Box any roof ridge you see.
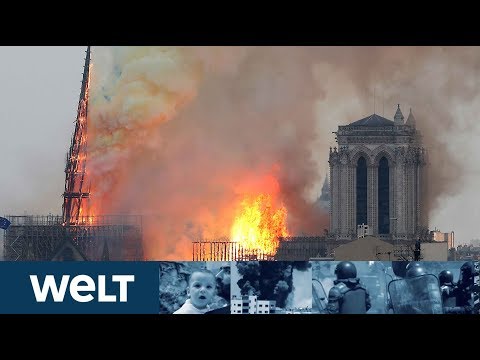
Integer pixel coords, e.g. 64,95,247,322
348,113,394,126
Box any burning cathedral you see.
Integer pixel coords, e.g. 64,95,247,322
195,105,430,261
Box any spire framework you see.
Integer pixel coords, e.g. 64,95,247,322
62,46,91,226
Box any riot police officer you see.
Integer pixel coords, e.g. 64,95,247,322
405,261,423,273
438,270,457,312
451,261,475,314
439,270,455,287
405,263,427,278
405,264,435,304
325,261,371,314
390,263,443,314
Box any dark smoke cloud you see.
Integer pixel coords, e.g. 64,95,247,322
164,47,329,237
90,46,476,259
311,46,472,212
236,261,310,308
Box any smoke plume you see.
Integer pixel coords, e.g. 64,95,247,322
236,261,311,309
88,46,477,260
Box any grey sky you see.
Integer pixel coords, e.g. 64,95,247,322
0,46,478,246
0,46,85,215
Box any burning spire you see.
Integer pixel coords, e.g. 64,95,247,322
62,46,91,226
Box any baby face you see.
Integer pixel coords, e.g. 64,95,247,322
188,272,216,309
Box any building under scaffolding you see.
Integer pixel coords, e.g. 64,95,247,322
192,236,340,261
3,215,143,261
1,46,144,261
192,239,275,261
192,236,433,261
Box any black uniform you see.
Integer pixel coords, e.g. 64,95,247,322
449,262,475,314
325,262,371,314
439,270,457,311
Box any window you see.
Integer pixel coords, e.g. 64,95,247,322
378,157,390,234
356,157,367,226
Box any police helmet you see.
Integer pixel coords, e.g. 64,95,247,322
392,261,409,278
406,265,427,278
460,261,474,278
439,270,454,285
405,261,423,272
334,261,357,279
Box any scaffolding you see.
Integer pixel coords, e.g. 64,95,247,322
192,240,275,261
3,215,64,261
1,48,146,262
191,235,431,261
192,236,350,261
63,46,91,226
3,215,143,261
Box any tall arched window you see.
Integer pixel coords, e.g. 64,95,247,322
378,157,390,234
356,157,367,226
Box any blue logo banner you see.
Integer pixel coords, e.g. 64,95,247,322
0,262,159,314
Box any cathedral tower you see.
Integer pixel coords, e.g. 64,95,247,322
329,105,428,242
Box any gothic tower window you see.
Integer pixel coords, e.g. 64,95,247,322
356,156,367,226
378,156,390,234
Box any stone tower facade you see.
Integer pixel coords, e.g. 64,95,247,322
329,105,428,242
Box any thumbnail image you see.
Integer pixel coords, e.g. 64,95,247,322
312,260,476,314
231,261,312,314
159,261,231,314
386,261,475,314
312,261,388,314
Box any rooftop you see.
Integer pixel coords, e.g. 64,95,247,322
348,113,395,127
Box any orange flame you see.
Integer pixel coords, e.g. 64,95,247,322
78,205,96,225
230,193,289,256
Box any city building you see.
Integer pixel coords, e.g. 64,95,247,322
333,235,394,261
420,242,448,260
451,244,480,260
430,228,455,249
230,295,276,314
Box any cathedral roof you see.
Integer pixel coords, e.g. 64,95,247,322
348,113,395,126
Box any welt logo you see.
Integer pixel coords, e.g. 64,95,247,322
0,262,160,314
30,274,135,303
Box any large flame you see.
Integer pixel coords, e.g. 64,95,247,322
230,193,289,256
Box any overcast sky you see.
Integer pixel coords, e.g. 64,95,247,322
0,46,478,246
0,46,85,216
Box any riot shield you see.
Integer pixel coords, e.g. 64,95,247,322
312,278,328,312
388,274,443,314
